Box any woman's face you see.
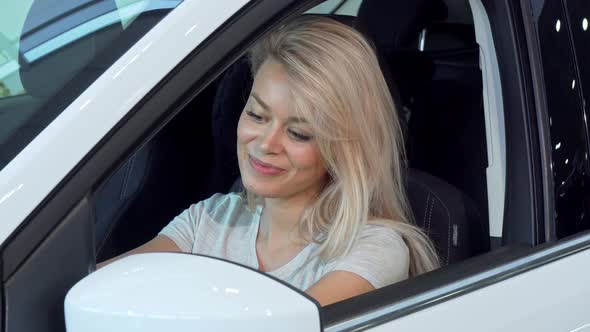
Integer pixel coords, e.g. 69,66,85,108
237,60,328,201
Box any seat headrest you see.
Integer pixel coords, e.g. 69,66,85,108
302,13,357,27
356,0,448,52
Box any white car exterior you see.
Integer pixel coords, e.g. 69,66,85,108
1,0,589,331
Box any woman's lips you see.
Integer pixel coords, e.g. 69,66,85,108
249,155,286,176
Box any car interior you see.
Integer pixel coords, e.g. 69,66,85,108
95,0,492,276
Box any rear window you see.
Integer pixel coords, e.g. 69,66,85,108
0,0,183,171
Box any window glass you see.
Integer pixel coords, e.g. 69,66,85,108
0,0,183,171
565,1,590,125
306,0,362,16
562,0,590,236
534,0,590,238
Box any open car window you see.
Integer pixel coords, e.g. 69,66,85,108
95,0,493,289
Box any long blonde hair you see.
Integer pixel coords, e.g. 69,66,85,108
248,16,439,276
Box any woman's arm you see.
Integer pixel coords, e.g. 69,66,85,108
305,271,375,306
96,235,181,269
306,225,410,306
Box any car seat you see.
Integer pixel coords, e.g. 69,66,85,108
357,0,490,249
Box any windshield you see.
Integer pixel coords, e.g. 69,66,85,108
0,0,183,171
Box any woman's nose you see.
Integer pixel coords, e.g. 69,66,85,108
259,125,283,154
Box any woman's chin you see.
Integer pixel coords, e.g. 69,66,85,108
245,187,278,198
242,178,288,198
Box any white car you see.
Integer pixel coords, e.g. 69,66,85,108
0,0,589,331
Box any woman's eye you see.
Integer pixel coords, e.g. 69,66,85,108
288,130,312,142
246,110,263,122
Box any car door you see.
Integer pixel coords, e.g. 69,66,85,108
2,0,590,331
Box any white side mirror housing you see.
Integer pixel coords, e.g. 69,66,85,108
65,253,321,332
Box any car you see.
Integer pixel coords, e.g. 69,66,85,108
0,0,589,331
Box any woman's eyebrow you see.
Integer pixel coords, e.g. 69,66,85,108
287,116,308,124
251,93,270,111
251,92,308,124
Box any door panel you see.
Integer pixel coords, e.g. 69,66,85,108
367,246,590,331
4,197,94,332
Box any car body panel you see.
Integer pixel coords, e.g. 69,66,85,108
371,247,590,331
0,0,251,245
329,240,590,331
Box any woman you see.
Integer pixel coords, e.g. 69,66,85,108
98,16,439,306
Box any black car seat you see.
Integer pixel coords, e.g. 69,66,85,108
406,18,490,234
358,3,491,260
356,0,448,53
210,12,489,264
356,0,490,243
406,169,488,265
356,0,447,112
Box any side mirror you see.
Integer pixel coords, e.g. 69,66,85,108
65,253,321,332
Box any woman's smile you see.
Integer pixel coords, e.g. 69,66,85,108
248,155,287,176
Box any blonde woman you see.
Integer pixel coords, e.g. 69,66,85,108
98,16,439,306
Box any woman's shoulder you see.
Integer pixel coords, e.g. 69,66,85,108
323,222,410,288
358,223,407,246
355,222,410,263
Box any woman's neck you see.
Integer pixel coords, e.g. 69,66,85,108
258,194,311,248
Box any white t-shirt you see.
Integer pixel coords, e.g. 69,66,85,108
159,193,409,291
